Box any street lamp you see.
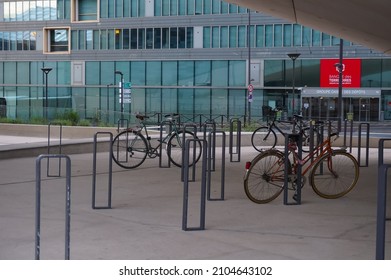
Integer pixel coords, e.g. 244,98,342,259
41,67,52,120
114,70,124,125
287,53,300,116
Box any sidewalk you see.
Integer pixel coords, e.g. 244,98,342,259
0,132,390,260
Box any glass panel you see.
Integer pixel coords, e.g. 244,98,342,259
211,89,227,115
130,29,137,49
131,61,146,86
162,28,169,48
194,88,210,115
274,24,282,47
195,61,211,86
100,0,108,18
283,24,292,46
86,30,93,50
264,60,284,87
212,61,228,86
162,88,177,113
312,30,321,46
229,61,245,86
382,59,391,87
155,0,162,16
162,61,177,86
108,29,115,49
265,25,273,47
162,0,169,16
186,27,193,48
138,29,145,49
170,27,177,48
17,62,29,84
171,0,178,15
124,0,130,17
86,62,100,85
301,59,319,87
16,1,23,21
229,26,237,48
78,30,85,50
123,29,130,49
204,0,211,14
322,33,331,46
115,0,123,17
79,0,98,21
221,1,228,13
229,89,245,117
203,27,211,48
361,59,381,87
212,27,219,48
146,61,161,86
57,61,71,85
187,0,194,15
154,28,161,48
256,25,264,47
178,88,193,115
195,0,202,14
220,26,228,48
293,24,301,46
238,26,246,47
146,88,161,112
229,4,238,13
93,30,99,49
302,27,311,46
178,27,186,48
100,29,107,49
146,28,153,49
212,0,219,14
178,61,194,86
178,0,186,15
86,88,100,118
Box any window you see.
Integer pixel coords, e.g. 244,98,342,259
72,0,99,22
43,27,70,53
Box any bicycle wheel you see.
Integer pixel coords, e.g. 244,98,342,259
166,130,202,167
310,150,359,199
251,127,277,152
112,130,148,169
244,150,291,204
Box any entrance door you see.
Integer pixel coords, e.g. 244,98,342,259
359,98,370,121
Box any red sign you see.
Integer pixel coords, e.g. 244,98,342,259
320,59,361,88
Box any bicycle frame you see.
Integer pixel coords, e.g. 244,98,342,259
289,135,335,177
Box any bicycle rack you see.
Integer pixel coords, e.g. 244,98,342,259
207,130,226,201
35,154,71,260
376,138,391,260
92,132,113,209
343,119,354,153
182,138,208,231
159,120,172,168
283,133,302,205
47,123,63,177
181,123,198,182
117,118,129,131
203,120,217,172
357,122,370,167
229,118,241,162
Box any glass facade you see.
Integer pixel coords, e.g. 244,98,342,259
0,0,390,124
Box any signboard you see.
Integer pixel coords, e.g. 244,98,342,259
119,82,132,104
320,59,361,88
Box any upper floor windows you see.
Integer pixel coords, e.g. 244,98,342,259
3,0,67,21
43,27,70,53
72,0,99,22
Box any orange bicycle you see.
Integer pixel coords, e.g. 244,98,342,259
243,132,359,203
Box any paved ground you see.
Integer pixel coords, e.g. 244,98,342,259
0,134,391,260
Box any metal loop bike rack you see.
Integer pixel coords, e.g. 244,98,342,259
47,123,63,177
343,119,354,153
35,154,71,260
117,118,129,131
357,122,370,167
229,118,241,162
92,132,113,209
182,138,208,231
376,138,391,260
207,130,226,201
284,133,302,205
159,120,173,168
203,120,217,172
181,123,198,182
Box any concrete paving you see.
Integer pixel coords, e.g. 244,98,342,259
0,133,391,260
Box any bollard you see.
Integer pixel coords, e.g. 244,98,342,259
181,123,198,182
92,132,113,209
182,139,207,231
207,130,226,201
159,120,172,168
357,122,370,167
229,118,241,162
35,154,71,260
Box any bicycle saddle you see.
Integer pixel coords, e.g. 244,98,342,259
136,114,149,121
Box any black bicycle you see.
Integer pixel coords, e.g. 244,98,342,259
251,111,317,153
112,113,202,169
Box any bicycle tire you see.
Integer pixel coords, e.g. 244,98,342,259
310,150,359,199
251,126,277,152
166,130,202,167
112,130,148,169
244,150,291,204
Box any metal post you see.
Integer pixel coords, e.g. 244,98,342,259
35,154,71,260
357,122,370,167
337,39,344,132
182,139,207,231
283,134,302,205
229,118,241,162
92,132,113,209
159,120,172,168
47,123,62,177
207,130,226,201
41,67,52,121
287,53,300,116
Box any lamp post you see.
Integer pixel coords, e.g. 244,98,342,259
287,53,300,116
41,67,52,120
115,70,124,125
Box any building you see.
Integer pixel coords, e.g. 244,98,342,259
0,0,390,125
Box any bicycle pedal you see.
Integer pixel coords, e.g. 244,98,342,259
292,194,298,202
